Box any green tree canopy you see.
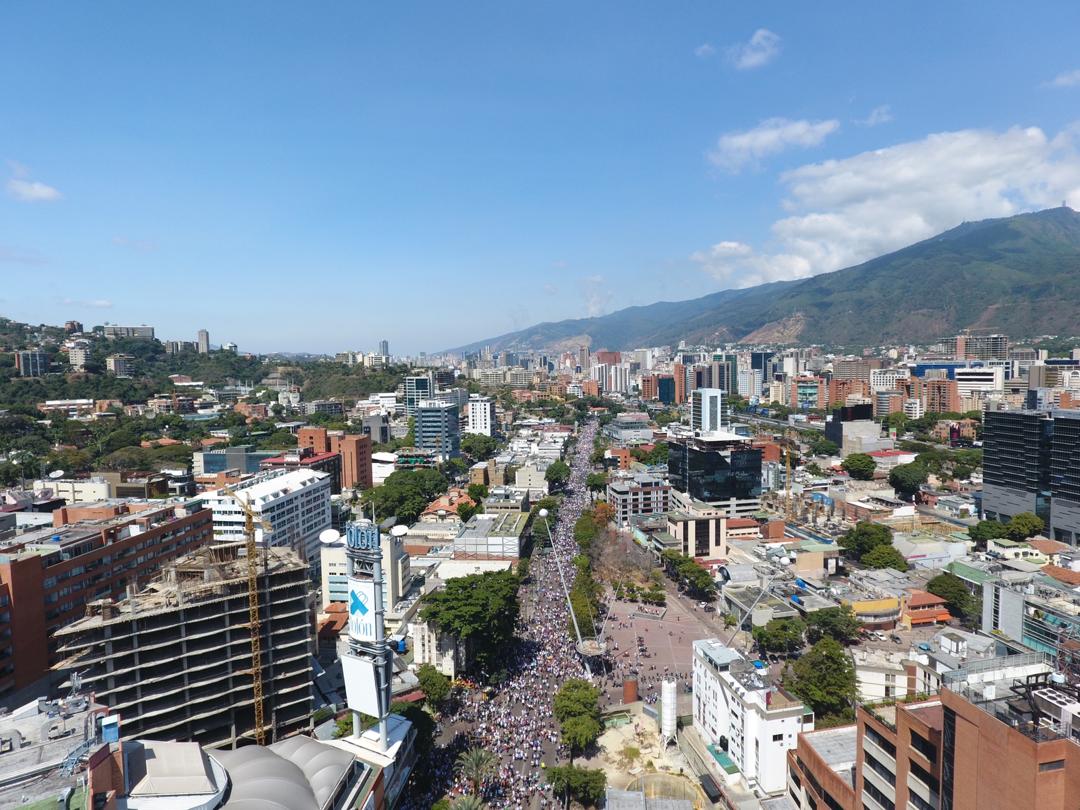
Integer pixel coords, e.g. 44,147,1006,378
786,636,857,724
455,748,498,796
806,606,862,645
839,521,894,558
841,453,877,480
1007,512,1045,542
808,436,839,457
889,462,928,499
545,459,571,487
560,714,602,761
416,663,451,709
968,519,1008,547
547,765,607,808
362,467,448,524
554,678,600,724
861,544,909,571
659,550,717,600
585,471,607,492
419,570,519,681
753,617,806,654
460,433,499,461
467,483,489,502
926,572,975,619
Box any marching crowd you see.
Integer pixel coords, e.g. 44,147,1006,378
404,420,601,809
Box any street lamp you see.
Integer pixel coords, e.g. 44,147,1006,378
539,508,592,678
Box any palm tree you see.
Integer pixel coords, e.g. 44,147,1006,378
451,797,489,810
455,747,498,796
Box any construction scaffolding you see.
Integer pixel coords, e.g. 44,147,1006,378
53,543,313,749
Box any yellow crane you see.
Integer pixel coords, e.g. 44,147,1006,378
222,486,271,747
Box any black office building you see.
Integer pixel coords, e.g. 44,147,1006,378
982,409,1051,525
667,433,762,517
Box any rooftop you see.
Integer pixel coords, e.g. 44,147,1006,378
802,725,858,787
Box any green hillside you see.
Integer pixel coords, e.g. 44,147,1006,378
454,206,1080,351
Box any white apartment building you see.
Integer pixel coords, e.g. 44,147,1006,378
68,342,91,371
870,368,911,393
691,388,725,434
692,639,814,796
903,398,925,419
465,395,496,436
203,468,332,575
33,477,111,502
954,366,1004,398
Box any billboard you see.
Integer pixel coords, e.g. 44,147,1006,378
341,653,384,718
348,577,377,642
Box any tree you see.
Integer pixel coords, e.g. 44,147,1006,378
839,521,894,558
560,714,602,761
467,483,489,502
786,636,857,723
547,765,606,807
554,679,600,724
1007,512,1045,542
456,502,479,522
417,663,451,709
861,544,908,571
968,519,1008,549
752,617,806,655
586,472,607,493
450,797,488,810
460,433,499,461
889,462,928,500
841,453,877,480
420,570,519,680
806,606,861,645
808,436,839,457
545,459,571,487
455,748,498,796
927,572,974,619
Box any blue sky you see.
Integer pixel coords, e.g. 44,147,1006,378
3,2,1080,354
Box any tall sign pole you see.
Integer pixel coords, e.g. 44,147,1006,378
341,519,393,750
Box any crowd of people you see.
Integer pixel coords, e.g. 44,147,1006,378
403,420,602,809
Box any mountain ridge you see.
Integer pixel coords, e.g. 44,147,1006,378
449,206,1080,352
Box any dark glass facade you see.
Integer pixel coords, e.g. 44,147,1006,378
657,377,676,405
667,437,762,503
982,410,1051,524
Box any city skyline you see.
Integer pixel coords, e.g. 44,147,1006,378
3,2,1080,353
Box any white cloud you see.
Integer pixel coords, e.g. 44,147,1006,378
708,117,840,172
1049,69,1080,88
694,43,715,59
727,29,781,70
693,125,1080,286
855,105,893,127
7,177,62,202
60,297,113,309
579,275,612,317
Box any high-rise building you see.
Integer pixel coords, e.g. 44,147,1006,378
673,362,687,405
465,394,496,436
202,469,333,573
0,501,212,696
924,378,961,413
379,339,389,357
297,427,373,491
197,328,210,354
691,388,725,434
105,353,135,377
67,342,91,371
711,354,738,393
949,331,1010,362
790,376,828,410
14,350,47,377
403,373,433,417
416,400,460,460
981,409,1052,527
640,374,658,400
667,432,762,516
54,544,313,747
657,375,676,405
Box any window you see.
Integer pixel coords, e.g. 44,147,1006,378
864,724,896,758
941,707,956,810
909,758,938,793
910,730,936,762
1039,759,1065,772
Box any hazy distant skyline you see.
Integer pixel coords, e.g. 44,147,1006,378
3,2,1080,353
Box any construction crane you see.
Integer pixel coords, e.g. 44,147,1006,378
222,486,271,746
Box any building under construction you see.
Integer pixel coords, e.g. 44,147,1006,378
53,543,313,748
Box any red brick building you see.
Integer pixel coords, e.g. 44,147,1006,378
0,503,213,696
